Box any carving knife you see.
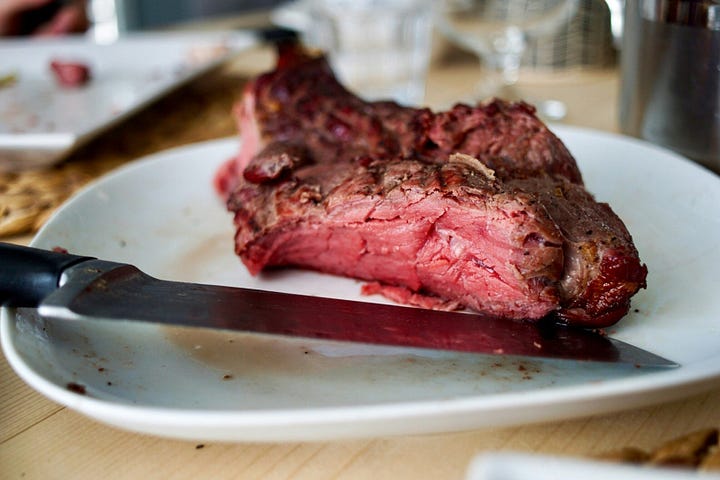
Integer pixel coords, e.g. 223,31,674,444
0,243,677,367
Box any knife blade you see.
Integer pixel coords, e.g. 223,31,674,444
0,242,677,367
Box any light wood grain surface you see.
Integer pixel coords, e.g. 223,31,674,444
2,40,720,480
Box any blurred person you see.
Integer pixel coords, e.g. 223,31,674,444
0,0,88,36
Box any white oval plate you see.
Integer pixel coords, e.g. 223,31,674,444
0,31,257,170
3,126,720,442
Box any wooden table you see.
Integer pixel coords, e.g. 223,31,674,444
2,42,720,479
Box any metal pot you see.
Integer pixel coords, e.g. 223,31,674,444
617,0,720,173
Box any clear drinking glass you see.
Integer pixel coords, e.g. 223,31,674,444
86,0,125,43
437,0,579,103
304,0,435,106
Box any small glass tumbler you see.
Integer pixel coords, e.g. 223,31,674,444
304,0,434,106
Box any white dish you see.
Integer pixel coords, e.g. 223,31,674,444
3,126,720,442
0,31,257,170
466,453,708,480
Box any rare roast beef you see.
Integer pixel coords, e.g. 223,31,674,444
214,43,647,328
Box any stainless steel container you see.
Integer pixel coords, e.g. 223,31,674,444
619,0,720,173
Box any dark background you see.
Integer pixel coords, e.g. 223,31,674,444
118,0,286,30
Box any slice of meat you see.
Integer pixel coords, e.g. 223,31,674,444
228,156,565,320
215,44,647,327
50,59,91,88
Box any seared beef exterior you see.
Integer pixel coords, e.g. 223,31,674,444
215,44,647,327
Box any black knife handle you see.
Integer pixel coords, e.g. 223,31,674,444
0,242,93,308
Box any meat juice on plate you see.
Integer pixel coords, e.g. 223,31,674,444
161,323,649,406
